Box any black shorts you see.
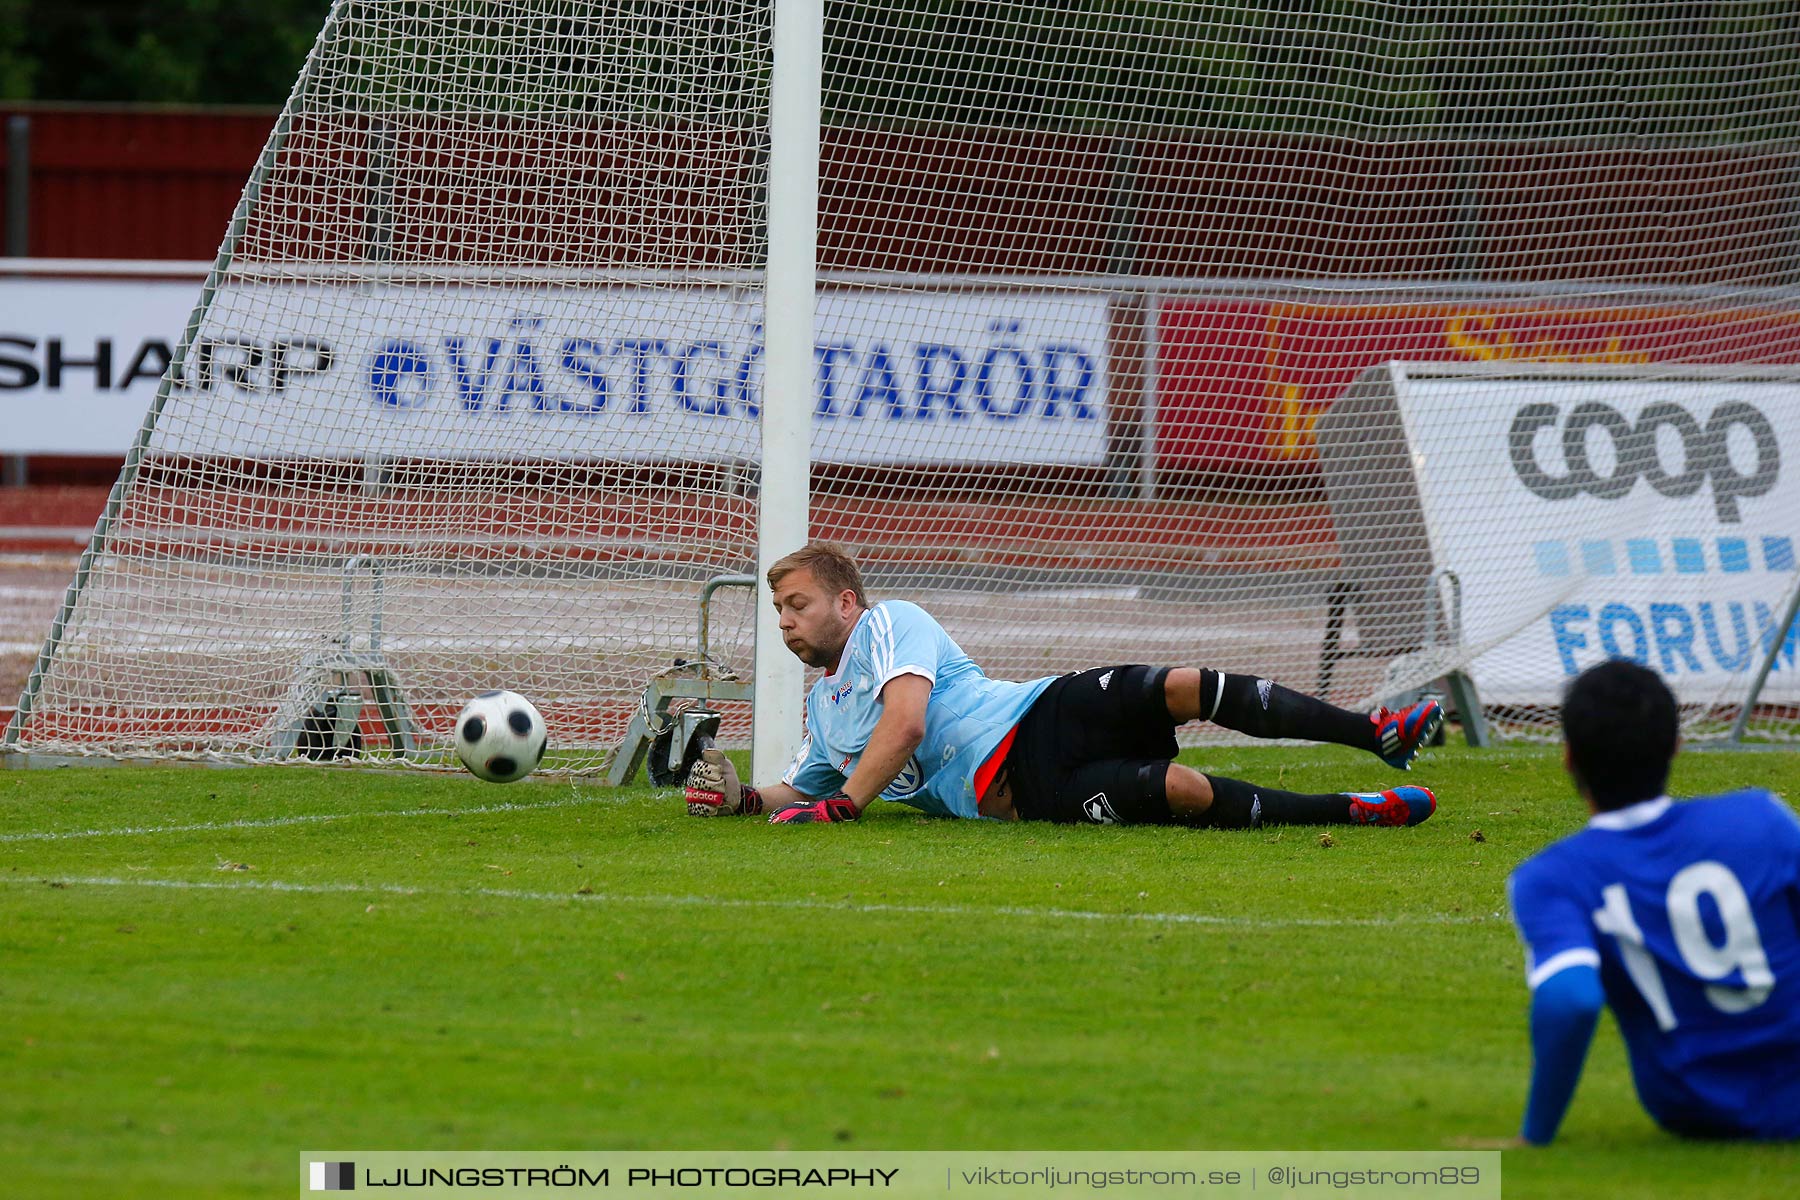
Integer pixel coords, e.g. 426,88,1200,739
1004,665,1178,824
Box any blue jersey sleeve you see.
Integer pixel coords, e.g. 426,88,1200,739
1509,854,1602,990
1521,965,1605,1144
1510,850,1608,1145
866,601,946,691
780,720,844,798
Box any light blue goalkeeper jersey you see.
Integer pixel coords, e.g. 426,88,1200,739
780,600,1055,818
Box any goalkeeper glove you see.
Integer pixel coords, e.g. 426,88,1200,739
684,748,762,817
768,792,860,823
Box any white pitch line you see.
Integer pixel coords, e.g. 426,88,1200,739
0,794,611,844
0,873,1505,930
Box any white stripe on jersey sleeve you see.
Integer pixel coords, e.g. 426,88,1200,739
876,663,936,692
870,604,895,683
780,729,813,786
870,603,935,691
1527,947,1602,990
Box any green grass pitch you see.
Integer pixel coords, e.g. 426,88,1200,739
2,744,1797,1198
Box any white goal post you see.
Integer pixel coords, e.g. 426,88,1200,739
6,1,1800,772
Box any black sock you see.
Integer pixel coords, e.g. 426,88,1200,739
1201,774,1353,828
1199,669,1378,753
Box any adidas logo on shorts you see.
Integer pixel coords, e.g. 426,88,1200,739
1098,670,1113,690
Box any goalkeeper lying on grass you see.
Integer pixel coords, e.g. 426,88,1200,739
686,540,1442,828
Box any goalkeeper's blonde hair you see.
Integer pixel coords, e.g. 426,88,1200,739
767,541,867,608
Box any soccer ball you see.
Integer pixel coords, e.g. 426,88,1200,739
453,690,547,783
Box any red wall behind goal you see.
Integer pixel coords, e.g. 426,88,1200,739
0,105,273,260
6,106,1800,490
4,107,1791,278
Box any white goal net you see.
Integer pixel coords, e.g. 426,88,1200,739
8,1,1800,770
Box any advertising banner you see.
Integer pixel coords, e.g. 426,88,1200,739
1382,365,1800,705
0,277,199,453
0,275,1110,466
1156,299,1800,473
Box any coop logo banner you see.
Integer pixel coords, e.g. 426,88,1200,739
143,286,1110,466
1508,398,1779,522
1394,374,1800,704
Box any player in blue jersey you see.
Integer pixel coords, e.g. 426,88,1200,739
685,541,1441,829
1506,659,1800,1145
